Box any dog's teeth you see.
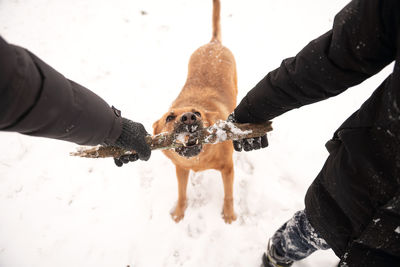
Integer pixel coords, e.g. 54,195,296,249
196,139,199,145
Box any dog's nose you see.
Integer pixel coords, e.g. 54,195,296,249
181,112,197,125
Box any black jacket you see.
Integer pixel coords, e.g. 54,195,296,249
0,36,122,145
234,0,400,266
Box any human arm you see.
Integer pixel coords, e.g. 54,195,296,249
234,0,397,124
0,36,150,160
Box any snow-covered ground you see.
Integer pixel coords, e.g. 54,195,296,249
0,0,393,266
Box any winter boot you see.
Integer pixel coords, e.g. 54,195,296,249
261,239,294,267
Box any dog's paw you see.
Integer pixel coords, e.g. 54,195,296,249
171,201,187,223
171,210,185,223
222,199,237,224
222,210,237,224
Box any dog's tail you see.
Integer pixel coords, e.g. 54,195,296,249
211,0,221,43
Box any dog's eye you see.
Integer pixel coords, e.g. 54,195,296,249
194,112,201,117
166,115,176,123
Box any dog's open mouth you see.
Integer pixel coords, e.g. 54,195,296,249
174,121,204,158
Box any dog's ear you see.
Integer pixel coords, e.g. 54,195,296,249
152,119,162,135
203,111,221,127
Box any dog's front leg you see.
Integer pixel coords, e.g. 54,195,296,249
221,162,237,224
171,166,189,222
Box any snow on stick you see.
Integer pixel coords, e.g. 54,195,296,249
70,120,272,158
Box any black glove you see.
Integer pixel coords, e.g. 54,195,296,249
227,113,269,152
110,118,152,167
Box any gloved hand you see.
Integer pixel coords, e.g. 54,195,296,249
110,118,152,167
227,112,269,152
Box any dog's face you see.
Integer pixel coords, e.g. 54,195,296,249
153,107,219,158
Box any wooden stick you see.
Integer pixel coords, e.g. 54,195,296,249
70,120,272,158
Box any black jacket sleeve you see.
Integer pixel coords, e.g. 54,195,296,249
0,36,122,145
234,0,397,123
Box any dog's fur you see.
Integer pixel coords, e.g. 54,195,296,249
153,0,238,223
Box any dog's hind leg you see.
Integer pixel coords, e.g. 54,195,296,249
171,166,190,222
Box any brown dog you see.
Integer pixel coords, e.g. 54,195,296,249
153,0,238,223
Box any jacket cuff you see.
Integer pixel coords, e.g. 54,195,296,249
234,72,291,123
234,95,269,123
105,106,123,144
